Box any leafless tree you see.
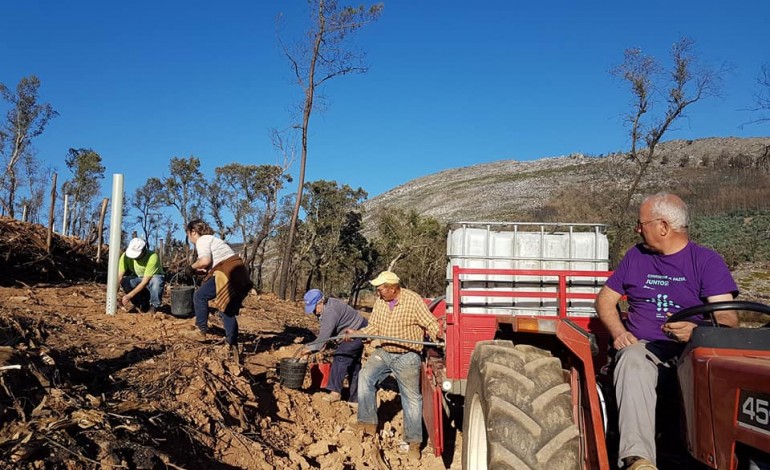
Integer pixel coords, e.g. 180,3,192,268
275,0,383,299
746,63,770,126
607,37,725,257
0,76,57,218
17,152,51,224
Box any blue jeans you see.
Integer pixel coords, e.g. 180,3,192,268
328,319,368,402
194,277,239,345
120,275,165,308
357,348,423,443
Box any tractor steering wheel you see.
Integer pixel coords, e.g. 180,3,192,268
665,300,770,328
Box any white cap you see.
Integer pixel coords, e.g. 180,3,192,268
125,238,146,259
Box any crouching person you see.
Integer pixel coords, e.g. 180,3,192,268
301,289,368,404
118,237,165,314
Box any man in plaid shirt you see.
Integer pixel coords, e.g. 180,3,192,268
344,270,441,460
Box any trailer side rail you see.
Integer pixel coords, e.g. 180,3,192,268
445,266,613,382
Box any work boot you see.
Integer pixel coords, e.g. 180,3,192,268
228,344,241,365
625,456,657,470
397,441,421,460
182,328,208,343
354,422,377,436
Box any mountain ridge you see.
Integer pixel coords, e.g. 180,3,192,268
363,136,770,223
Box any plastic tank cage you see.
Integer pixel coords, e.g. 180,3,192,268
446,222,610,317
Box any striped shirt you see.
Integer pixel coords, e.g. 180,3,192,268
360,288,441,353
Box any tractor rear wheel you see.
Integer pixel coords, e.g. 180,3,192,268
462,340,580,470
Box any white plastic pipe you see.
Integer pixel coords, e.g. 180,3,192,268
62,194,69,236
105,174,124,315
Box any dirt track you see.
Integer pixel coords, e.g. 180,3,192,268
0,285,459,469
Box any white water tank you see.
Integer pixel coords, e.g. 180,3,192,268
446,222,609,316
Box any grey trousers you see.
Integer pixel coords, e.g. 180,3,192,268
613,340,683,467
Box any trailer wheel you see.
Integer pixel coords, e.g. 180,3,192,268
462,341,580,470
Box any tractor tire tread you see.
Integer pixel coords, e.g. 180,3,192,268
462,340,579,470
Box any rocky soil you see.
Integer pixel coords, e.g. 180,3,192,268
0,285,458,470
0,217,458,469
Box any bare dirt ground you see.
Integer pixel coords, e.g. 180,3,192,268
0,284,460,469
0,217,460,469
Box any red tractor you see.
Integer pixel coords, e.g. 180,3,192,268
419,222,770,469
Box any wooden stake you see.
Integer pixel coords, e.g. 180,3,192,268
96,197,109,262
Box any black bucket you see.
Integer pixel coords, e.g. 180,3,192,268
279,358,308,389
170,286,195,318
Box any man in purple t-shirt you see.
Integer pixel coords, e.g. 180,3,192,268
596,192,738,470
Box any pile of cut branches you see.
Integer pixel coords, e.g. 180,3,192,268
0,217,106,287
0,310,267,469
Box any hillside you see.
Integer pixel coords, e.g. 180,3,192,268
363,137,770,223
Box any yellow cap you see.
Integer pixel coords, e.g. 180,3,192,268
370,271,400,286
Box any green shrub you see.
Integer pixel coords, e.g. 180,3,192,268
689,211,770,267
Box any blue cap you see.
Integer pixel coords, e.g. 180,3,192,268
304,289,323,314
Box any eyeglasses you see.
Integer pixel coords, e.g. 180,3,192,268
635,218,663,229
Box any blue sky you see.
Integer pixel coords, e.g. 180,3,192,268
2,0,768,207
